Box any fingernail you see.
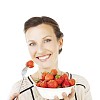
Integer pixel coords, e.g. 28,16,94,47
54,95,58,99
62,92,66,96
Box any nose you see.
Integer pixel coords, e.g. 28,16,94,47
37,44,44,54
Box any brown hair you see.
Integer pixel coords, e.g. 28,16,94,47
24,16,64,54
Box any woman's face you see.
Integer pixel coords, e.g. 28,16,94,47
25,24,63,69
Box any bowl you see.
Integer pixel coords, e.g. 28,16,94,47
35,85,75,99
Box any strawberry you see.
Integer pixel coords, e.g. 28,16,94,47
47,80,58,88
40,80,47,88
61,73,68,80
50,69,58,76
55,75,64,85
26,60,34,68
42,72,48,80
45,73,54,81
36,80,42,87
69,79,75,86
62,79,71,87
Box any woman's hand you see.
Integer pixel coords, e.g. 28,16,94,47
54,88,75,100
9,93,19,100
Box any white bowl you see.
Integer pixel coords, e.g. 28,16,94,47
36,85,75,99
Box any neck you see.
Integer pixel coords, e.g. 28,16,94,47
38,60,59,72
38,67,60,73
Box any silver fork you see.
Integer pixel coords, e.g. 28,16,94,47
15,67,28,100
19,66,28,92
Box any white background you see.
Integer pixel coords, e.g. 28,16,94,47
0,0,100,99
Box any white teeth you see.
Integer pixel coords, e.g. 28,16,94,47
38,55,50,60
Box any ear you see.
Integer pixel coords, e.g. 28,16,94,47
58,37,63,49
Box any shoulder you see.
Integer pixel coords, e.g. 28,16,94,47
10,76,33,95
71,74,90,93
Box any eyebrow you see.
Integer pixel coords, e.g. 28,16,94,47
27,40,35,43
27,36,52,42
42,35,52,39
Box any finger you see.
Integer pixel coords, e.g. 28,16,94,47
54,95,60,100
68,88,75,99
10,93,19,100
62,92,69,100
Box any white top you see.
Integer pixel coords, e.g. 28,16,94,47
9,73,92,100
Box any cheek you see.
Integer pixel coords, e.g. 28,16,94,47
47,43,59,54
28,47,36,57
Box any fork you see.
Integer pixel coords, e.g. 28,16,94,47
19,66,28,92
15,67,28,100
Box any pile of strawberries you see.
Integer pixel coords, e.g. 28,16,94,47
25,61,75,88
36,69,75,88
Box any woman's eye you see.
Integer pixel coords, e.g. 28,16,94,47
29,43,36,46
44,39,51,43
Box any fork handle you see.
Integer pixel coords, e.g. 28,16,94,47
18,77,25,93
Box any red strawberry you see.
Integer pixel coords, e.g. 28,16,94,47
55,75,64,85
61,73,68,80
40,80,47,88
62,79,71,87
26,60,34,68
69,79,75,86
50,69,58,76
47,80,58,88
36,80,42,87
45,73,54,81
42,72,48,80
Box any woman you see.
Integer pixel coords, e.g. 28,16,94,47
9,16,92,100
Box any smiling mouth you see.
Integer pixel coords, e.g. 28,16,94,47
36,54,51,62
